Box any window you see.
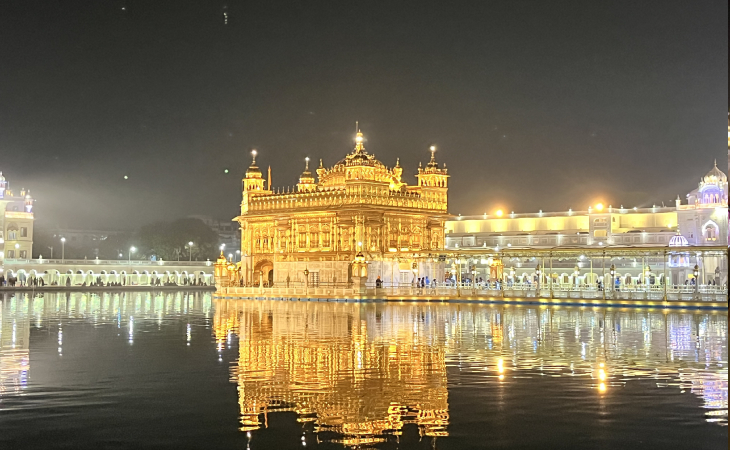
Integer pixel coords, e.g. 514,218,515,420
308,271,319,287
7,230,16,240
19,250,27,259
705,227,717,241
6,250,14,259
399,271,412,284
20,227,27,237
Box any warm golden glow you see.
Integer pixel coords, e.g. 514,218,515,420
496,209,503,217
215,300,449,439
231,129,450,287
595,203,604,211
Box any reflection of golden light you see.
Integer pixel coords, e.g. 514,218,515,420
498,374,505,381
497,358,504,373
598,383,606,392
216,300,449,442
598,369,606,381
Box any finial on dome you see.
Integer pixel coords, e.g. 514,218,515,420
426,145,438,168
251,149,257,165
395,157,400,167
305,156,310,171
319,158,323,168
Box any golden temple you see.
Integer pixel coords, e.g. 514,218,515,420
234,128,450,287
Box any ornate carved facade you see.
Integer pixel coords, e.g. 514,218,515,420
234,129,450,286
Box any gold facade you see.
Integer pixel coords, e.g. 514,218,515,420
214,299,449,444
234,130,450,286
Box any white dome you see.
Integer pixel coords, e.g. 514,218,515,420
703,162,727,184
668,233,689,247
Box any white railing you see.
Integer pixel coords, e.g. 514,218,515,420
3,258,213,267
215,279,727,303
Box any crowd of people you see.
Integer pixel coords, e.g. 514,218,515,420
0,274,209,288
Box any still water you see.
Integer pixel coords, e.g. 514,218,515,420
0,291,727,449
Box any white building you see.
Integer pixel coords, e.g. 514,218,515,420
0,171,34,262
445,161,728,250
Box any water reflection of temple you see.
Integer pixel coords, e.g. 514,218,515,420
214,300,449,445
216,299,728,437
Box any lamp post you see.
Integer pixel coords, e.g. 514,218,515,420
693,264,699,299
610,264,615,297
188,241,194,262
536,264,541,297
304,268,309,296
61,237,66,262
128,246,136,285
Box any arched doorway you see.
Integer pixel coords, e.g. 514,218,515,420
254,260,274,287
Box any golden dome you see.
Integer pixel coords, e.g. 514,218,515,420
246,150,262,177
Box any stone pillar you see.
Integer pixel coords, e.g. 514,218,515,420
351,251,368,296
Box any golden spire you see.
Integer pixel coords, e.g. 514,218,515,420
427,145,438,168
246,149,261,177
354,129,365,154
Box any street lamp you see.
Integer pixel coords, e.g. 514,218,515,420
128,246,136,286
536,264,541,295
610,264,615,295
188,241,194,262
60,237,66,262
304,268,309,295
693,264,699,298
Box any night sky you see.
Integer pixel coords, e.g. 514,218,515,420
1,1,727,230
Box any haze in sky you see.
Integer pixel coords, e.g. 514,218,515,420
1,1,727,229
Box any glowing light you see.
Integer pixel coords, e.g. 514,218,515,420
595,203,604,211
356,135,363,143
224,169,229,174
429,145,436,151
496,210,503,217
598,383,606,392
123,175,129,180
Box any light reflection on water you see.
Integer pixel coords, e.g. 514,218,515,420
0,291,727,449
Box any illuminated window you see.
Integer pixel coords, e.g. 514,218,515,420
19,250,27,259
20,227,27,237
6,250,14,258
704,227,717,241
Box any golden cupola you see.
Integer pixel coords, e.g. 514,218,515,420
243,150,266,192
297,157,317,192
417,145,449,188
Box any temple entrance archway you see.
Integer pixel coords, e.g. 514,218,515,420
254,260,274,287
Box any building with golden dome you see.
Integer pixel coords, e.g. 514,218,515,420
235,129,450,287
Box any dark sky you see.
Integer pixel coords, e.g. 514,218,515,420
1,1,727,230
